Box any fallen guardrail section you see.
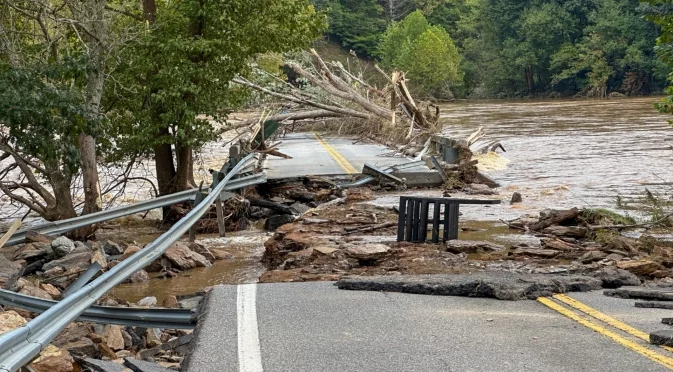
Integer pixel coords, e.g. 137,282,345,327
6,171,265,247
0,153,258,372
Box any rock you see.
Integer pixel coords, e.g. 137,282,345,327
43,266,65,278
42,252,92,272
54,323,94,347
19,284,53,300
0,254,22,289
137,296,157,307
73,241,91,254
344,244,389,262
512,248,560,258
337,272,602,300
189,242,216,262
0,310,26,333
510,192,523,204
102,240,125,256
104,325,125,351
604,253,624,262
62,338,99,358
79,358,128,372
120,245,142,261
465,184,497,195
98,343,118,360
121,329,133,349
25,231,56,244
608,91,626,98
446,240,505,254
264,214,295,231
163,244,211,270
128,270,150,283
29,345,74,372
580,251,607,264
146,328,162,348
87,332,104,343
542,226,588,238
209,249,234,260
312,246,339,256
616,259,663,276
13,244,49,261
51,236,76,258
591,268,640,288
287,189,316,202
162,295,178,308
91,247,108,268
39,283,61,298
124,358,171,372
290,202,311,215
651,330,673,346
345,188,373,203
178,296,203,310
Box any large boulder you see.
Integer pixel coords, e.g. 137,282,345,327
103,325,125,351
51,236,76,259
42,252,92,273
19,283,53,300
617,259,663,277
163,244,211,270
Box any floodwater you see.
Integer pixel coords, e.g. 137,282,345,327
440,97,673,213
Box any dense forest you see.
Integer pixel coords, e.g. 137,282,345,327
312,0,671,99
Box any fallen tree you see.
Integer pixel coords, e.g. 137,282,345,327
226,49,441,150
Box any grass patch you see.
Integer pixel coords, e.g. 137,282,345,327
581,208,636,226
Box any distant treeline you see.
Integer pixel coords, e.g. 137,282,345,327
312,0,670,99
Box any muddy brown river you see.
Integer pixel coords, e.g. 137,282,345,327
112,97,673,301
441,97,673,211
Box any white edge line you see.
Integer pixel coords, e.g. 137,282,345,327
237,284,264,372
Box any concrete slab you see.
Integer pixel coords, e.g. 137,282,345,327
264,133,430,179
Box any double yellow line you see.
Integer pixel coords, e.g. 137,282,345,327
313,133,359,174
538,294,673,369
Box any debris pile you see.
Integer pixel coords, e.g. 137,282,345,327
0,289,203,371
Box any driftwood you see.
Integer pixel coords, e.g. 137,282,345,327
248,198,293,215
344,222,396,235
529,208,580,231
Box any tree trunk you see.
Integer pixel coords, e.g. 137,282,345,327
175,144,195,191
46,174,77,222
154,127,177,196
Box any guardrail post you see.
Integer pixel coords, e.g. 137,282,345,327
212,172,226,237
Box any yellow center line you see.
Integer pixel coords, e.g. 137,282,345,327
554,294,673,353
538,297,673,370
313,133,359,174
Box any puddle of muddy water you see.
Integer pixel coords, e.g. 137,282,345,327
110,231,268,304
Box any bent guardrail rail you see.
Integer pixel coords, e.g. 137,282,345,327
0,153,257,372
6,170,265,247
0,289,194,329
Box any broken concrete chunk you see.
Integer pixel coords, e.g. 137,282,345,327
78,358,127,372
590,268,640,288
651,330,673,346
124,358,171,372
605,288,673,301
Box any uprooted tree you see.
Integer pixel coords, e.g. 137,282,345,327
229,49,443,153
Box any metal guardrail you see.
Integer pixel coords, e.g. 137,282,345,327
0,289,195,329
0,154,257,372
6,172,266,247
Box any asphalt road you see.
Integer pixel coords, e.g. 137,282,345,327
264,132,430,179
184,282,673,372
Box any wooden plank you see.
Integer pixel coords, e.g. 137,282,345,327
397,197,407,242
431,201,440,243
0,219,22,249
429,156,448,182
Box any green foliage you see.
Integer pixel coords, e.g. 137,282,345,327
106,0,325,160
0,56,97,171
379,11,462,97
582,208,637,225
314,0,387,57
643,0,673,123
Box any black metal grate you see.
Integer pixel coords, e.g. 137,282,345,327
397,196,501,243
